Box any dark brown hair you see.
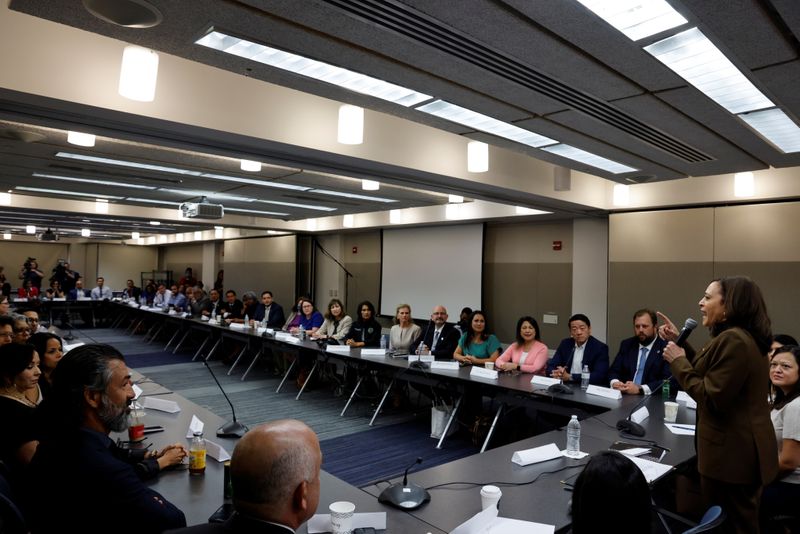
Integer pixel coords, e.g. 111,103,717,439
712,276,772,354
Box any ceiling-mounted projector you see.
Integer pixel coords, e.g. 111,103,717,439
38,229,59,241
180,202,224,219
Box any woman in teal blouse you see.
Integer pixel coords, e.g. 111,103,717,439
454,310,501,365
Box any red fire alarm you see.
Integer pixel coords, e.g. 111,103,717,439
352,246,358,254
552,241,562,251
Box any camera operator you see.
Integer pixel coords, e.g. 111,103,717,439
51,260,79,294
18,258,44,289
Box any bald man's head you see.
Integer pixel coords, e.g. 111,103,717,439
231,420,321,528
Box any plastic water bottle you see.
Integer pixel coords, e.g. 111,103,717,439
380,334,388,349
211,308,217,322
581,364,590,390
298,324,306,340
662,380,671,400
243,314,249,328
566,415,581,457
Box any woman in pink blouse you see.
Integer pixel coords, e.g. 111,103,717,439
495,316,548,374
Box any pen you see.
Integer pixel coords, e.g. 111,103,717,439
670,424,696,431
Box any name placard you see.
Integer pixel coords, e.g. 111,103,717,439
470,366,498,380
585,385,622,399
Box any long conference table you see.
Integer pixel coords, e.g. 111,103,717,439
86,302,697,532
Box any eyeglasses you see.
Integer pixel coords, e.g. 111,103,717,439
0,332,13,339
13,328,31,335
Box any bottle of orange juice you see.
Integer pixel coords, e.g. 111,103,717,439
189,431,206,475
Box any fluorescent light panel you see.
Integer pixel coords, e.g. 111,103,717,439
196,31,431,107
417,100,556,149
644,27,773,114
55,153,310,191
240,159,261,172
225,207,289,217
575,0,687,41
67,131,96,147
16,186,122,199
125,198,179,207
738,108,800,153
542,144,637,174
515,206,551,216
33,172,157,190
311,189,396,203
255,199,336,211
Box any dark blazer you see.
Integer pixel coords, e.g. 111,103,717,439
67,288,90,300
166,512,295,533
27,428,186,533
609,336,670,392
409,323,460,359
546,336,609,385
344,318,382,347
671,327,778,485
253,302,286,328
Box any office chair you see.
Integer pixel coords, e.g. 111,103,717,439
653,504,725,534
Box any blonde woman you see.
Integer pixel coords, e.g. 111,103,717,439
389,304,421,353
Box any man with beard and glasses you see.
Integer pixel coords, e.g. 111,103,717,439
609,308,671,395
26,344,186,533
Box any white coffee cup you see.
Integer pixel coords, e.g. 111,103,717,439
480,485,502,510
484,362,494,370
664,401,679,423
329,501,355,534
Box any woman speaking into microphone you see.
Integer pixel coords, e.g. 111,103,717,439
659,276,777,534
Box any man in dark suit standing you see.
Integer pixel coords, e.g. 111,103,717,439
609,309,670,395
253,290,286,328
409,305,461,359
547,313,609,385
167,419,322,534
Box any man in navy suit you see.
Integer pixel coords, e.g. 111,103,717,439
609,309,671,395
547,313,609,385
253,290,286,328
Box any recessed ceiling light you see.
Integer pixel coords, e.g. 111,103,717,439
418,100,556,149
338,104,364,145
149,221,161,226
542,144,637,174
342,214,354,228
81,228,91,237
734,172,755,197
644,27,773,114
467,141,489,173
576,0,688,41
131,231,140,240
448,194,464,204
389,209,402,224
361,179,380,191
26,225,36,234
240,159,262,172
67,131,96,147
194,231,202,240
214,226,224,238
196,31,432,107
3,233,11,240
515,206,551,215
445,203,461,220
0,193,10,206
306,219,318,231
613,184,631,206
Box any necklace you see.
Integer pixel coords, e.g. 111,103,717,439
0,387,37,408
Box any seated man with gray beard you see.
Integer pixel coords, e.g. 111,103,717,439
26,344,186,533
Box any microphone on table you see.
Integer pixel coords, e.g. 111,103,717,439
378,457,430,510
615,379,670,437
409,321,433,370
547,379,573,395
203,361,248,438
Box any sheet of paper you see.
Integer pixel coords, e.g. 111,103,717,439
142,396,181,413
451,505,497,534
185,415,204,438
132,383,143,400
307,512,386,534
511,443,561,466
619,447,652,457
628,455,673,483
676,390,697,409
487,518,555,534
204,439,231,462
665,423,696,435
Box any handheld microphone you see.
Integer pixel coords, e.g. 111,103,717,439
675,318,698,347
203,361,247,438
615,379,669,437
378,456,430,510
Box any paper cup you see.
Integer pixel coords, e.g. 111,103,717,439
484,362,494,370
664,401,679,423
480,484,502,510
329,501,355,534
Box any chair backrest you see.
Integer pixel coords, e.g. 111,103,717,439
682,506,725,534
